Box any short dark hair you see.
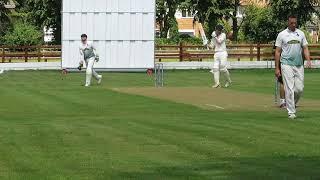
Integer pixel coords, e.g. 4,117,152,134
81,34,87,38
215,24,224,31
288,15,297,19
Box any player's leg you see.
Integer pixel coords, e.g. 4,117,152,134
219,51,231,87
278,76,286,108
93,70,102,84
211,53,221,88
294,66,304,105
85,57,95,86
92,67,102,84
281,64,296,118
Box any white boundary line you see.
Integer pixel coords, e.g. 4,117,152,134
205,104,225,110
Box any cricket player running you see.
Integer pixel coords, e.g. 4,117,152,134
208,25,232,88
79,34,102,87
275,15,312,119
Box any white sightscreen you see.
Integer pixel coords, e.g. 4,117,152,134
62,0,155,69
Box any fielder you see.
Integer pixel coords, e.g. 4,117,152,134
79,34,102,87
275,15,311,119
208,25,232,88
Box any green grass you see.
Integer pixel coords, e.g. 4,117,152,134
0,69,320,179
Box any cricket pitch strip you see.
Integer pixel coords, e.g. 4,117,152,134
112,87,320,112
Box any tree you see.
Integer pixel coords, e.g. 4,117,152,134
26,0,61,44
181,0,238,39
270,0,319,26
241,5,282,43
230,0,240,41
156,0,182,38
0,0,11,37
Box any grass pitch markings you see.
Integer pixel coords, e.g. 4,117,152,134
111,87,320,112
205,104,225,110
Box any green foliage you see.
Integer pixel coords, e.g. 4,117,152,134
242,5,283,43
168,18,180,41
156,0,182,38
300,27,313,44
26,0,61,44
156,36,202,45
237,30,247,43
2,22,43,46
270,0,319,25
0,0,11,36
218,19,232,34
176,0,237,40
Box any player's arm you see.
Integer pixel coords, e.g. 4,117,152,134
90,43,97,56
274,34,282,77
274,47,282,78
302,34,311,68
91,43,99,61
79,46,84,64
208,32,215,49
215,33,226,45
208,40,214,49
78,46,84,70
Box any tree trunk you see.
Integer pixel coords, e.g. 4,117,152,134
232,0,240,42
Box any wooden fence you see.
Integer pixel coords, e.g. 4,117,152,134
1,44,320,63
156,43,320,62
0,45,61,63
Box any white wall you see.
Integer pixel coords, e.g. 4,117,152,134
62,0,155,69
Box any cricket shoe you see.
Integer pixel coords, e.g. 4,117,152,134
212,84,221,88
97,75,103,84
225,81,232,88
288,113,296,120
279,103,287,109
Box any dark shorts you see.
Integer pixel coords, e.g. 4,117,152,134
278,75,283,84
277,63,283,84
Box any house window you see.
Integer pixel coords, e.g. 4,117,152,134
182,10,193,17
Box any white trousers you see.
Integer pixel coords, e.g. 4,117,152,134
212,51,231,84
281,64,304,114
213,51,228,70
85,57,100,85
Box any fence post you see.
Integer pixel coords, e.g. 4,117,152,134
37,46,41,62
257,43,261,61
179,42,183,62
250,44,253,61
24,47,28,62
1,47,4,63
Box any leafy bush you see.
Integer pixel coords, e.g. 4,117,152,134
241,5,283,43
300,27,312,44
2,22,43,46
168,18,180,42
156,36,203,45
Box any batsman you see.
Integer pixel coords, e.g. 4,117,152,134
208,25,232,88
